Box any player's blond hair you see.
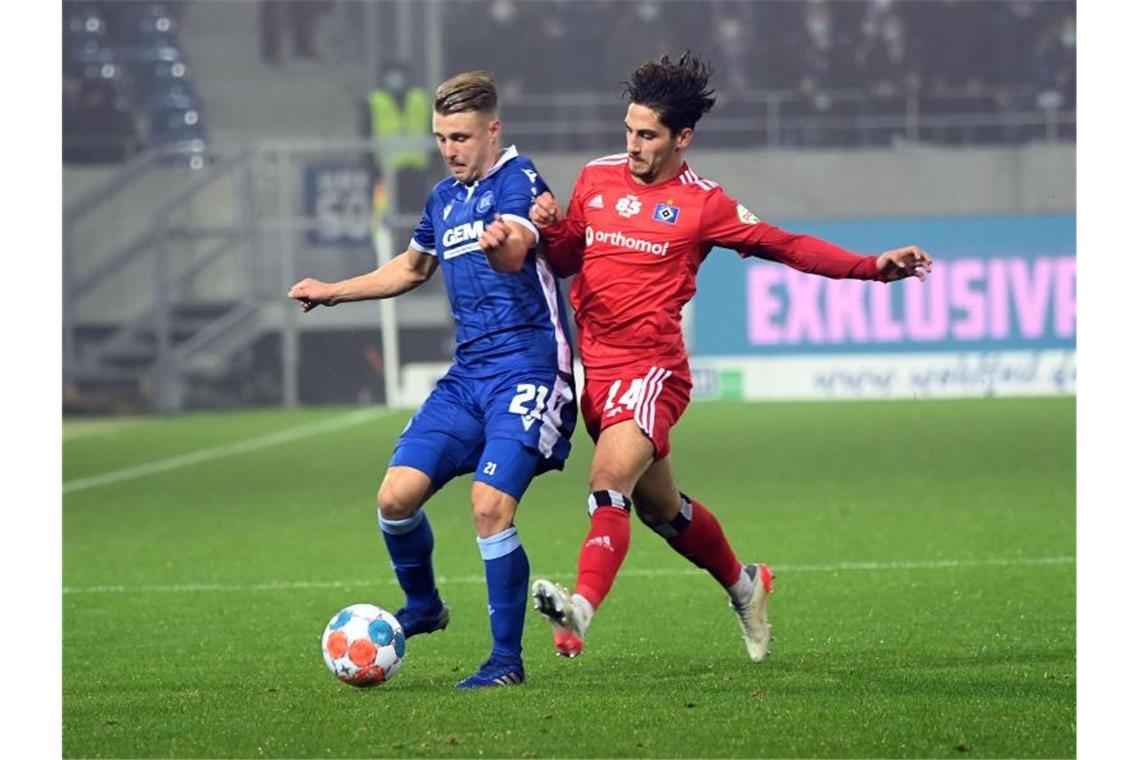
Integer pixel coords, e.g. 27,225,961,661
434,71,498,116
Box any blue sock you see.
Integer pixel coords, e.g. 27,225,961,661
478,527,529,661
379,511,441,614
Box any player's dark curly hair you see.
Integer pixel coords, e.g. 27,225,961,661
622,51,717,134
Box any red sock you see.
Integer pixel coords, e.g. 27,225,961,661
666,496,743,589
574,498,631,611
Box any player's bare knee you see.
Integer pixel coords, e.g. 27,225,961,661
632,461,682,523
376,480,418,521
470,485,517,538
471,501,514,538
589,466,637,496
376,467,432,520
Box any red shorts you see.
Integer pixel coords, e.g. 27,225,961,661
581,365,692,460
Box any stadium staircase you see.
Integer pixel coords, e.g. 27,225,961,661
63,144,270,415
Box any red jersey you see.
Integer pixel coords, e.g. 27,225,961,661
541,154,886,378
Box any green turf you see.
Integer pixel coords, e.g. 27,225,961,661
63,398,1075,758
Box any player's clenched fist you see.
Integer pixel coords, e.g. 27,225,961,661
875,245,933,282
530,191,565,228
288,277,336,312
478,213,513,254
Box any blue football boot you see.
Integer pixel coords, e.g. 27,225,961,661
395,601,451,638
454,655,525,689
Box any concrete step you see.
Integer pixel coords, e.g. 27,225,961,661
179,0,368,141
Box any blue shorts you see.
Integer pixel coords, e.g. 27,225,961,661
389,365,577,500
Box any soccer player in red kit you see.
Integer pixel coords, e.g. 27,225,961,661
528,52,932,661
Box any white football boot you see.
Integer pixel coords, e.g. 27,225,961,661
731,563,775,662
531,578,592,658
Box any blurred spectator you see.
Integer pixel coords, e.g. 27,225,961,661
854,0,915,96
604,1,675,86
662,0,714,68
784,78,835,148
1034,14,1076,108
521,0,590,148
361,61,433,216
800,0,834,91
64,76,139,162
364,61,431,171
259,0,328,64
787,1,859,146
712,13,750,94
913,0,981,89
446,0,527,101
485,0,528,100
996,0,1041,86
526,0,576,93
696,2,759,95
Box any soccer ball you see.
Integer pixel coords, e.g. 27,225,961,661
321,603,406,687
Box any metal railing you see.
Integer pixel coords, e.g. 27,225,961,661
63,145,260,412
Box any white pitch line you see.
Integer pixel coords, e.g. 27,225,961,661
61,555,1074,595
63,408,398,495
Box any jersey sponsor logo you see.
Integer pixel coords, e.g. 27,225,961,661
652,203,680,224
588,193,605,209
736,203,760,225
615,194,642,218
585,225,670,257
442,219,485,248
476,190,495,214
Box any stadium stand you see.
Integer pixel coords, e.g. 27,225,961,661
64,1,207,166
445,0,1076,149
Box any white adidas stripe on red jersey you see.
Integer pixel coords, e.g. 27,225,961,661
679,168,718,191
587,153,629,166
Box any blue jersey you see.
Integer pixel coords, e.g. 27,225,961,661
410,146,574,377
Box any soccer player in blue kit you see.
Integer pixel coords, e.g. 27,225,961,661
288,71,576,688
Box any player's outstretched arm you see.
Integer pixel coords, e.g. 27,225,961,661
876,246,933,282
704,189,933,283
478,213,536,273
287,249,438,312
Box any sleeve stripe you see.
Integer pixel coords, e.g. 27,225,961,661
409,239,437,256
500,213,539,241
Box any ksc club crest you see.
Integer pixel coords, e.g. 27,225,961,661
477,191,495,214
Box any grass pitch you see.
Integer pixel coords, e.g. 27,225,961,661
63,397,1075,758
